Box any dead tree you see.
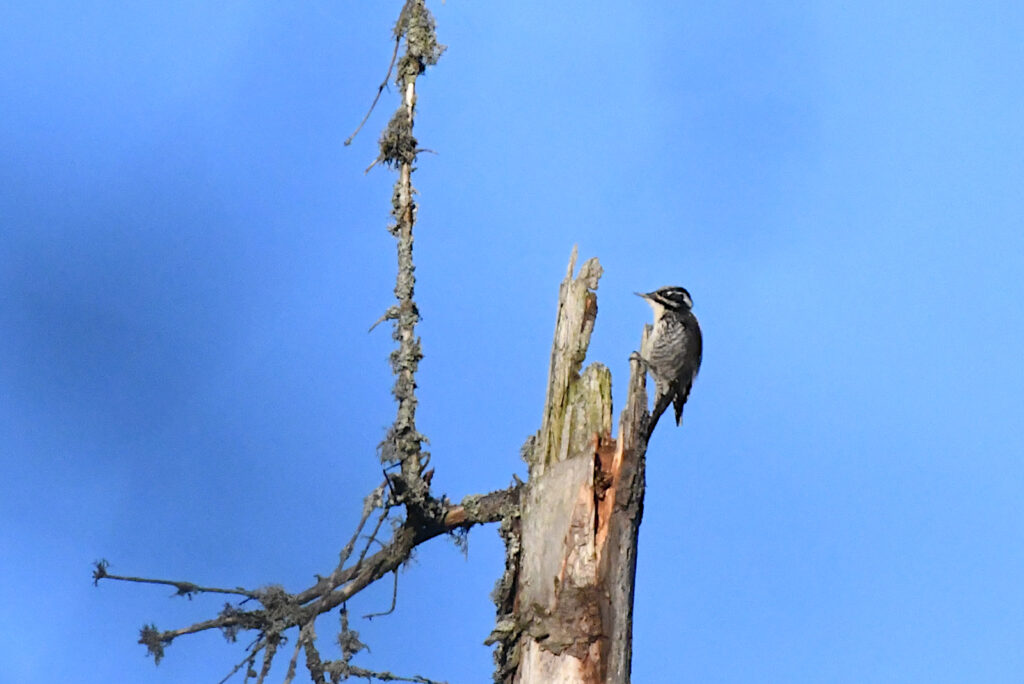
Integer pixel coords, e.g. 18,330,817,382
488,250,654,684
94,2,663,682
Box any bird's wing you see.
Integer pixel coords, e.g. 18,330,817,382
673,314,703,425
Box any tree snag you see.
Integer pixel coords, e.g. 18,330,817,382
96,4,665,681
492,248,653,684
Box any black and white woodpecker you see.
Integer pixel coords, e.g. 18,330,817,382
634,286,703,438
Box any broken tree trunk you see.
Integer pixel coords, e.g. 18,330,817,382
492,248,652,684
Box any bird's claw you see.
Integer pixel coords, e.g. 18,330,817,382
629,351,646,367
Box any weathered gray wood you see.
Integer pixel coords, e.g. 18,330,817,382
534,246,605,477
503,250,651,684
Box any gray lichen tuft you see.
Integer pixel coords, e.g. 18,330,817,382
488,507,523,683
138,624,169,665
378,108,418,168
395,0,446,88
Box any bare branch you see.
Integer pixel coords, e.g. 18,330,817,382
302,621,330,684
93,560,256,599
108,485,520,670
293,486,520,618
215,642,265,684
253,635,279,684
334,607,448,684
282,622,310,684
338,664,448,684
357,509,392,567
316,482,388,598
376,0,446,516
369,305,400,332
100,6,520,683
344,37,402,147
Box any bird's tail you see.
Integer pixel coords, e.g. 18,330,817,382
647,389,674,441
673,392,685,426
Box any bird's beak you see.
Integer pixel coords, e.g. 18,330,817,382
634,291,649,299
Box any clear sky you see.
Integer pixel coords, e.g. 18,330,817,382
2,2,1023,682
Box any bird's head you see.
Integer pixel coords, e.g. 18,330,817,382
635,286,693,314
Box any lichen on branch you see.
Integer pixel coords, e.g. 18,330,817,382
374,0,444,512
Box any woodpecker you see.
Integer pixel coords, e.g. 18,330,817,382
634,286,702,437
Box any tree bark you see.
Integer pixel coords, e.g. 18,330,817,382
495,248,651,684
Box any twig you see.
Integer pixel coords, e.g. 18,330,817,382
112,486,520,657
254,635,279,684
92,561,255,598
363,570,399,620
98,8,498,683
344,37,402,147
355,508,391,569
369,305,400,332
302,622,330,684
216,640,266,684
283,622,313,684
297,485,518,607
337,483,388,575
306,499,391,625
341,664,448,684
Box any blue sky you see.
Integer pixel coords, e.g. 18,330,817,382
2,2,1023,682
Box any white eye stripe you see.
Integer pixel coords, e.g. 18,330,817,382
650,287,693,309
